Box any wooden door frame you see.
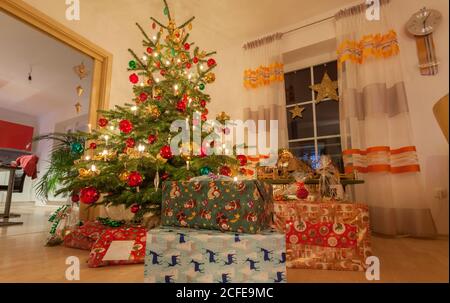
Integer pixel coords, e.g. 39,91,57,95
0,0,112,127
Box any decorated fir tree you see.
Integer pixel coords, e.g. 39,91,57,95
47,0,236,222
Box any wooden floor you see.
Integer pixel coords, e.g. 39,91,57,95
0,203,448,283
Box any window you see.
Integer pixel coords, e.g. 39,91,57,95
284,60,343,171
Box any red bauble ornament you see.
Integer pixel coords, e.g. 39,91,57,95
296,183,309,200
98,118,108,127
200,100,207,108
89,142,97,150
161,172,170,181
160,145,173,159
128,171,143,187
139,92,148,102
193,57,199,64
207,58,216,67
126,138,135,148
80,187,100,205
148,134,157,144
203,108,209,115
129,73,139,84
236,155,248,166
130,204,140,214
201,114,207,122
71,193,80,203
119,120,133,134
147,47,153,54
200,146,208,158
160,70,166,76
184,43,190,50
176,100,187,112
219,166,232,177
185,62,192,69
152,22,156,29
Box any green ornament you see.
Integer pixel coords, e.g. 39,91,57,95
199,166,212,176
171,48,176,56
199,83,206,91
163,6,169,15
70,142,84,154
129,60,137,69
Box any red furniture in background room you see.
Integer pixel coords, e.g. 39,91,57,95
0,120,34,151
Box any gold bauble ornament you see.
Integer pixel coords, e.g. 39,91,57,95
78,168,91,178
119,171,131,182
205,73,216,84
145,105,160,118
216,111,231,121
198,51,207,59
168,20,176,31
156,153,168,164
153,87,162,99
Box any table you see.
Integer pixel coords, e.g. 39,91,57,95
0,164,23,226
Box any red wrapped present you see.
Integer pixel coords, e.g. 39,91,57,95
63,221,108,250
274,199,372,271
88,226,147,268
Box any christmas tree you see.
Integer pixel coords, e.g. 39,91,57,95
50,0,236,221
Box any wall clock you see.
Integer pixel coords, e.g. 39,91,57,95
406,7,442,75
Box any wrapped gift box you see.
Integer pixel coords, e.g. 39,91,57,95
88,226,147,268
161,180,273,233
274,199,372,271
63,221,108,250
144,227,286,283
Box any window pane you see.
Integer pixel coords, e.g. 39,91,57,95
316,100,340,136
284,68,312,105
313,61,338,84
287,104,314,140
317,137,344,172
289,140,318,169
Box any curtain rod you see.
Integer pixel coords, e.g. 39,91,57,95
243,15,334,49
243,0,391,49
283,15,335,35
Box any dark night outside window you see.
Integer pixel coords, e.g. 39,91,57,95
284,60,343,171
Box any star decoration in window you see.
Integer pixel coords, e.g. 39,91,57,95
289,106,305,120
310,71,339,103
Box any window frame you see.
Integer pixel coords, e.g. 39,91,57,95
285,60,341,165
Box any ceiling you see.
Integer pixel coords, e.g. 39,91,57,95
0,11,93,118
150,0,356,46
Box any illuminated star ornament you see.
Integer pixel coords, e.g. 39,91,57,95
289,106,305,120
310,71,339,103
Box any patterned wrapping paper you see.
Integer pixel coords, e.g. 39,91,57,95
63,221,108,250
144,227,286,283
274,199,372,271
88,226,147,268
161,180,273,234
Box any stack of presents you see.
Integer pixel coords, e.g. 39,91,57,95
49,150,372,282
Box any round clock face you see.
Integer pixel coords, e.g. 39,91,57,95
407,8,442,36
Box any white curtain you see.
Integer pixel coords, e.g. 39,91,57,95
336,1,436,237
242,36,288,154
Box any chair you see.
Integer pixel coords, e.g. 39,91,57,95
0,169,26,193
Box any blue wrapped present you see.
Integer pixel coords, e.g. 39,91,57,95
144,227,286,283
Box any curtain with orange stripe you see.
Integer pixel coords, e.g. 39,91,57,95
336,2,436,237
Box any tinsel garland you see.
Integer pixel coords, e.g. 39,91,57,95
97,217,126,228
48,205,69,235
